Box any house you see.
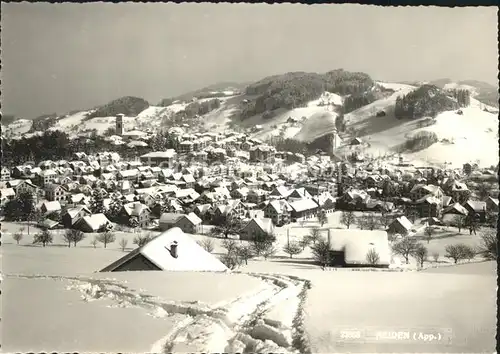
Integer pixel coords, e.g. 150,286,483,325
74,213,113,233
61,206,91,228
0,188,16,206
289,198,319,220
121,202,151,227
247,189,268,204
387,216,413,236
464,200,487,222
38,218,60,230
485,197,499,213
414,195,442,218
100,227,228,272
449,181,470,203
269,186,291,199
239,217,274,241
1,167,11,181
249,145,276,162
326,230,391,268
40,201,62,215
45,184,67,202
159,213,184,231
11,180,38,198
410,184,444,206
441,203,469,224
263,199,292,226
174,212,203,234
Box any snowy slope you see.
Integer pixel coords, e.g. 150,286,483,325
294,111,338,142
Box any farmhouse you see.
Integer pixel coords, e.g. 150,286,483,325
240,217,274,241
327,230,391,268
100,227,228,272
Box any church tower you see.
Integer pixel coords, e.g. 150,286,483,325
116,114,124,136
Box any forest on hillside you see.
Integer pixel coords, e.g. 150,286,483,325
240,70,376,119
86,96,150,120
394,85,461,120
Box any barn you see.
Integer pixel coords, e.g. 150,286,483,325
100,227,228,272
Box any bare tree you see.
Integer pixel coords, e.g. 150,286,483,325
363,213,379,230
477,230,497,260
379,213,394,229
392,237,419,264
197,238,215,253
445,243,475,264
251,232,276,256
366,248,380,265
413,243,428,268
63,229,85,247
12,232,23,245
119,238,128,251
62,230,73,248
432,251,440,263
308,227,322,245
299,235,311,251
261,243,278,260
317,209,328,227
33,229,53,247
424,226,433,244
97,231,116,248
91,236,98,248
453,215,465,233
340,211,355,229
221,238,238,255
209,214,242,239
310,238,330,269
283,241,302,259
219,253,241,270
133,233,155,247
235,245,254,265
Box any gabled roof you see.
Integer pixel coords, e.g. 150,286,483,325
243,217,274,235
289,198,318,212
391,216,413,231
180,212,202,226
465,200,487,212
159,213,184,224
123,202,150,217
100,227,227,272
80,213,112,231
329,230,391,265
443,203,468,215
41,201,62,213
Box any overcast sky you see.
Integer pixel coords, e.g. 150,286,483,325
2,3,497,119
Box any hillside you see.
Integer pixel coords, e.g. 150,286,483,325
3,71,497,168
429,78,499,108
158,82,248,106
240,70,375,120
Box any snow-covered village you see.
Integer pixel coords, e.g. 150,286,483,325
1,3,497,354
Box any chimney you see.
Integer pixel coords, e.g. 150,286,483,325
170,241,178,258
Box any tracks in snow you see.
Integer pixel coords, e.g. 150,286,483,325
5,272,312,354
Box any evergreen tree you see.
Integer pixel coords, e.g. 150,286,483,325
90,188,106,214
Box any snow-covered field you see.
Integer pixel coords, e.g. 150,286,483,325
2,212,496,354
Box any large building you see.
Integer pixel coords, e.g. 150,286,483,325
139,150,177,168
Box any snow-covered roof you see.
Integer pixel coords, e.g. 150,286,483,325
289,198,318,212
80,213,111,231
329,230,391,266
42,201,62,213
100,227,228,272
140,150,177,159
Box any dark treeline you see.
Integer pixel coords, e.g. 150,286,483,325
394,85,460,120
343,91,378,114
447,89,471,107
241,69,375,119
86,96,150,120
2,130,152,167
